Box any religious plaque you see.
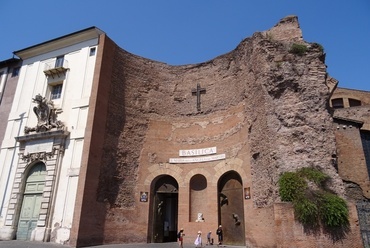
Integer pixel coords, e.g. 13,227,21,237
244,187,251,199
140,191,148,202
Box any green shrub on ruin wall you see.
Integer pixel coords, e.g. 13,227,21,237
318,192,349,228
278,167,349,240
279,172,307,201
294,197,319,227
289,43,308,56
297,167,329,186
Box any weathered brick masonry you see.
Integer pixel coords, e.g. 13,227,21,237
70,16,363,247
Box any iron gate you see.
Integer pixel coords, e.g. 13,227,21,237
357,201,370,248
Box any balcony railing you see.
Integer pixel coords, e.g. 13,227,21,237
43,59,69,78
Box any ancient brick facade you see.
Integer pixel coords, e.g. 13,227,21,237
2,15,368,248
69,16,364,247
331,88,370,199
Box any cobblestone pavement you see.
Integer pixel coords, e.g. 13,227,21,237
0,241,244,248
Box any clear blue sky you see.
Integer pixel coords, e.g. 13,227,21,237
1,1,369,91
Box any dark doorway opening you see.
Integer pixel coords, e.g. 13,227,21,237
217,171,245,246
150,175,178,243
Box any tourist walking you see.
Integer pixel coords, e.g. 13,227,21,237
216,225,223,246
178,228,185,248
206,231,212,245
194,231,202,247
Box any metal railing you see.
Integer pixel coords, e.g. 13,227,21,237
44,59,69,71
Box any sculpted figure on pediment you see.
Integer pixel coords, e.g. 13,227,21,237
24,94,64,134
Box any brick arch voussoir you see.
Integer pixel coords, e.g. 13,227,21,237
185,168,213,187
144,163,184,186
212,158,248,185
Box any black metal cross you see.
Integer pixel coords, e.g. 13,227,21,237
191,83,206,111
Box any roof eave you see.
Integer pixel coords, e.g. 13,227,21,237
14,26,105,60
0,58,21,67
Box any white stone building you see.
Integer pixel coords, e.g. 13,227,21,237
0,27,104,244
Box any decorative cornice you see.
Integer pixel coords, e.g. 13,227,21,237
20,147,57,162
16,129,70,142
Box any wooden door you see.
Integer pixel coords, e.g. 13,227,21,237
16,194,43,240
218,171,245,246
16,163,46,240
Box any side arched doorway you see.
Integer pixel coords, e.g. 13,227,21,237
16,162,46,240
217,171,245,246
150,175,178,243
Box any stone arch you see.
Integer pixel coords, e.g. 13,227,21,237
217,170,245,246
189,174,207,222
148,174,179,243
212,158,249,186
16,161,47,240
23,159,46,177
144,163,185,186
184,167,213,186
4,144,65,241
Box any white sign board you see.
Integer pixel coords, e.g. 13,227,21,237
179,147,217,157
169,154,225,164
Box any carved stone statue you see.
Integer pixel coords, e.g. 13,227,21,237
232,213,241,225
157,201,163,216
24,94,64,134
196,212,204,222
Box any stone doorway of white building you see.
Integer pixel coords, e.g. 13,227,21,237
16,162,46,240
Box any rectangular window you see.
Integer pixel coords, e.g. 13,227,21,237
50,84,63,100
12,67,20,77
349,98,361,107
361,131,370,179
89,47,96,56
331,98,344,109
55,56,64,68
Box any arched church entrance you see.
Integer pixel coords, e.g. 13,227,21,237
217,171,245,246
16,162,46,240
150,175,178,243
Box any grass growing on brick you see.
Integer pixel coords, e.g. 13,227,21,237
289,43,308,56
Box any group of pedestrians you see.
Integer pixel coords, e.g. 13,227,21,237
178,225,223,248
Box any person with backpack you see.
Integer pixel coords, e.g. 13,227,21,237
216,225,223,246
178,228,185,248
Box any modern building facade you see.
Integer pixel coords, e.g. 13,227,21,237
0,16,369,248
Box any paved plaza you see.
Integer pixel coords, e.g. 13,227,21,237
0,241,243,248
0,241,171,248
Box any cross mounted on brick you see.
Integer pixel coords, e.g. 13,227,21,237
192,83,206,112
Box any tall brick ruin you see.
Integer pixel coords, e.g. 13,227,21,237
71,16,362,247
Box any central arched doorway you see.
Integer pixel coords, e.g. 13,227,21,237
16,162,46,240
150,175,178,243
